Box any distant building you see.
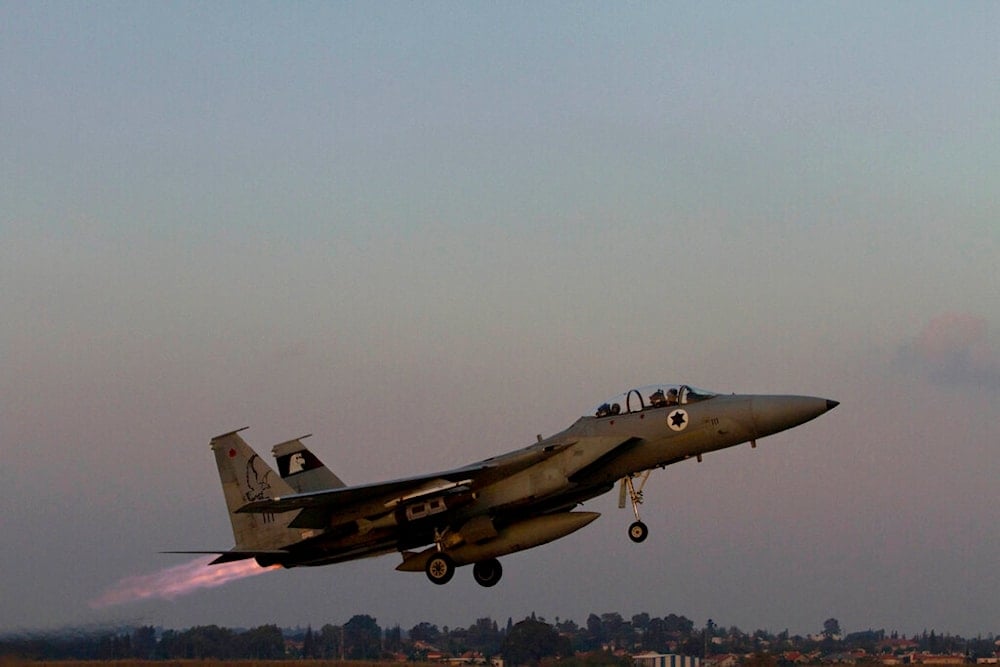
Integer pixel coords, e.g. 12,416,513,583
633,652,701,667
899,653,968,665
781,650,811,664
917,655,967,665
705,654,740,667
877,638,919,653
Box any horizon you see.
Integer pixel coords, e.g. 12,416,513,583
3,609,995,644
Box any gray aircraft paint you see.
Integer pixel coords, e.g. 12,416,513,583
182,384,837,587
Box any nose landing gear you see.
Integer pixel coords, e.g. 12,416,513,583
620,471,652,543
628,520,649,543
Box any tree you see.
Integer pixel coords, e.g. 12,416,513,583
302,626,315,658
165,625,236,659
318,624,343,659
466,617,503,655
632,613,651,633
584,613,605,650
409,621,441,644
663,613,695,635
384,624,403,653
823,618,842,639
643,617,669,652
502,617,572,666
344,614,381,660
130,626,157,659
240,625,284,659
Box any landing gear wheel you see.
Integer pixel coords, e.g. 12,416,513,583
628,520,649,543
425,553,455,585
472,558,503,587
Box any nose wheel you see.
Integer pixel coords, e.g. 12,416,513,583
628,520,649,543
620,471,652,543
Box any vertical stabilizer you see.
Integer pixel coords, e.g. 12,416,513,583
210,428,301,550
272,434,348,493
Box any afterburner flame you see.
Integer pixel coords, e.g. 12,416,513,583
90,556,280,608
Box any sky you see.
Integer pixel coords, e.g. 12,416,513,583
2,1,998,639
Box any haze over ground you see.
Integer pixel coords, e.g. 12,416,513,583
2,3,998,637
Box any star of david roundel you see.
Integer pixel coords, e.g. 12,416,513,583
667,409,688,431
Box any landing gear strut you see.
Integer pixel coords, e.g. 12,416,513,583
620,471,652,543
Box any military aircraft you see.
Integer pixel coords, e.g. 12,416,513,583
185,384,837,587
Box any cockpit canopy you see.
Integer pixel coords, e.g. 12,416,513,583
593,384,716,418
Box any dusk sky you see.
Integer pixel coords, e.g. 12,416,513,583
2,2,998,638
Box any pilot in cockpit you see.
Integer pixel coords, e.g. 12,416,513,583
649,388,667,408
666,388,679,405
595,402,623,417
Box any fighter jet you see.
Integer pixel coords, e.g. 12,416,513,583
188,384,837,586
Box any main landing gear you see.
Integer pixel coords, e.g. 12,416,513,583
424,527,504,587
620,471,652,543
424,553,504,587
472,558,503,587
425,552,455,585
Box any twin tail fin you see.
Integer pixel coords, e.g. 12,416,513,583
210,428,301,551
271,434,348,493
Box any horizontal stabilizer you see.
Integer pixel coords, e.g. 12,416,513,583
161,549,290,565
209,551,280,565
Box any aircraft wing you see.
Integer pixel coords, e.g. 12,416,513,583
567,436,645,484
236,474,474,514
236,439,579,523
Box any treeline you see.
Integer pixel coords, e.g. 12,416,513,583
2,613,998,663
0,625,285,661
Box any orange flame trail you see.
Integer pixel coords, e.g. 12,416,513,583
90,556,280,608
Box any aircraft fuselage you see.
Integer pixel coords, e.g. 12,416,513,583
193,384,837,586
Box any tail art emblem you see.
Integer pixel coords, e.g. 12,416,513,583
244,454,272,501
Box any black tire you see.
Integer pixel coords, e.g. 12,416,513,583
472,558,503,587
425,553,455,585
628,520,649,543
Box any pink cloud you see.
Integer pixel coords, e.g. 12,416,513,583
901,313,1000,391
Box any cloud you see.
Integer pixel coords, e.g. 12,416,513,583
897,313,1000,391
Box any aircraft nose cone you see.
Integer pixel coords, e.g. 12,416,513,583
750,395,837,437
